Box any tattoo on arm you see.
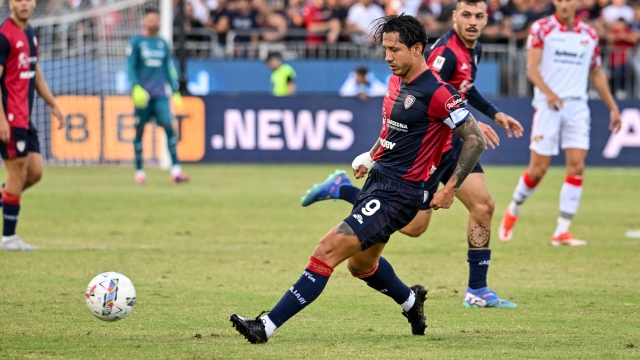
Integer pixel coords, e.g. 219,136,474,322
451,114,486,188
468,223,490,248
335,221,356,236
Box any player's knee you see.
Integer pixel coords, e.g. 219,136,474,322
347,257,378,276
566,161,585,176
402,222,427,238
470,197,495,221
27,169,42,185
528,166,547,182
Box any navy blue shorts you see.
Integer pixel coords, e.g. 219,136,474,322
0,121,41,159
421,141,483,210
343,165,424,250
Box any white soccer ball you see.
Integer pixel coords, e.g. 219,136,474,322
85,272,136,321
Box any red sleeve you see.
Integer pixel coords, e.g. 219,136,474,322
591,40,601,69
0,34,10,67
428,84,469,129
526,20,544,50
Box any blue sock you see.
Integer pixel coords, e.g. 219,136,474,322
339,185,360,205
353,256,411,304
468,250,491,289
2,191,20,237
268,257,333,327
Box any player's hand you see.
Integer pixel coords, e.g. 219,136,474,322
52,105,65,130
172,92,183,110
546,92,563,111
0,118,9,143
493,112,524,139
609,109,622,133
351,152,375,179
430,186,456,210
477,121,499,149
132,85,149,108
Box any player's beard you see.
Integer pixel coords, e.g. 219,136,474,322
146,26,160,36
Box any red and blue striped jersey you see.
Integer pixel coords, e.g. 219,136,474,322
373,69,469,183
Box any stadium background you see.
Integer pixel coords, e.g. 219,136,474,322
2,0,638,166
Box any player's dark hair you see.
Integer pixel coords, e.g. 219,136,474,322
371,14,428,53
145,7,160,15
355,66,369,76
266,52,283,62
456,0,487,7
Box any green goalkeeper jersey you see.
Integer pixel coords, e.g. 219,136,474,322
126,35,178,99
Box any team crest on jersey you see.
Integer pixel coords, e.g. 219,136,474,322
16,141,26,153
404,95,416,109
432,56,446,70
534,135,544,142
580,39,588,46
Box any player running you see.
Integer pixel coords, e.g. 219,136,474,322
302,0,522,308
0,0,64,251
126,8,189,185
498,0,621,246
230,14,486,343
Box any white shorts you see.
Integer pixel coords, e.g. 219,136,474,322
529,101,591,156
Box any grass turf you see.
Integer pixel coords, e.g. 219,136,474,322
0,165,639,359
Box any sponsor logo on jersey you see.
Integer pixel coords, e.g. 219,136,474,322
432,56,446,70
19,71,35,79
380,138,397,150
555,50,579,58
386,118,408,132
16,40,23,48
404,95,416,109
445,95,464,111
16,141,26,153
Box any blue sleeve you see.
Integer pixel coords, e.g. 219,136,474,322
466,85,500,120
163,40,179,93
0,34,10,66
126,37,139,86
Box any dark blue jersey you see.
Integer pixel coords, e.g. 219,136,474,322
373,70,470,182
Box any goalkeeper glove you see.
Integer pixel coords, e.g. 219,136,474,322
172,92,183,110
132,85,149,108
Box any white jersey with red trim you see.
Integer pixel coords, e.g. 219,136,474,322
526,15,600,104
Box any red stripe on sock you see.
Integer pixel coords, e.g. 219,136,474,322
523,171,539,188
565,175,583,186
306,256,334,278
351,263,379,279
2,190,20,205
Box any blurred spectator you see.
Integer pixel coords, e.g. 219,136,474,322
188,0,212,25
346,0,385,44
386,0,422,16
208,0,233,47
483,0,507,39
261,11,289,41
606,18,639,97
303,0,341,44
339,66,387,100
602,0,634,24
503,0,536,47
417,0,437,31
229,0,260,43
435,0,456,30
175,2,210,57
577,0,602,22
632,5,640,30
266,52,297,96
285,0,307,40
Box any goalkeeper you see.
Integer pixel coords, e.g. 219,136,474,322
126,7,189,185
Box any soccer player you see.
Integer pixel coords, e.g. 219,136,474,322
0,0,64,251
498,0,622,246
301,0,523,308
266,52,296,97
126,8,189,185
230,14,486,343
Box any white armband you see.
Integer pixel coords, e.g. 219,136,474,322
443,108,470,129
352,152,375,171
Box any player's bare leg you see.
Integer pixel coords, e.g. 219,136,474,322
22,152,43,192
552,148,588,246
457,173,516,307
399,209,432,237
1,157,35,251
500,151,551,241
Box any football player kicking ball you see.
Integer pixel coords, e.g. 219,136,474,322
126,8,189,185
499,0,621,246
230,14,486,343
0,0,64,251
302,0,522,308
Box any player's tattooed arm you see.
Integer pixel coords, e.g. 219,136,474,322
335,221,356,236
451,114,486,189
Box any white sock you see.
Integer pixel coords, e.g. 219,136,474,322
510,172,539,215
135,170,145,177
554,217,572,236
170,165,182,177
401,290,416,312
2,235,16,243
554,177,583,236
262,315,277,338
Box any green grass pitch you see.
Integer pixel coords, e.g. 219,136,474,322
1,165,639,359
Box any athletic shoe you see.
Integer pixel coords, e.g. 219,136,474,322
402,284,428,335
171,171,190,184
135,173,146,185
1,235,37,251
551,232,587,246
301,170,352,207
230,313,269,344
498,209,518,242
463,287,517,308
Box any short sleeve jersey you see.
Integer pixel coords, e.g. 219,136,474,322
526,14,600,103
0,19,38,129
373,70,470,183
